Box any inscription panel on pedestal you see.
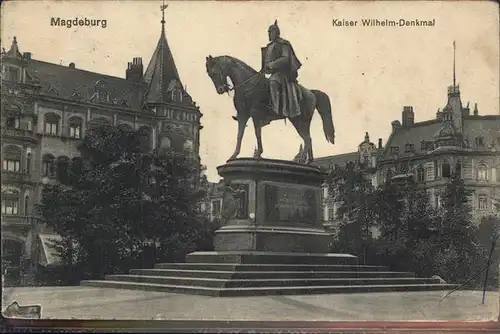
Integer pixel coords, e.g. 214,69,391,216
264,185,317,224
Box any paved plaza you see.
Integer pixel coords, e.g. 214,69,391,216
2,286,498,321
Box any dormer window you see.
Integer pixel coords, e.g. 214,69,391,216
5,67,20,82
404,144,415,153
390,146,399,155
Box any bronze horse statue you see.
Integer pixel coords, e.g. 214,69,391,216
205,55,335,164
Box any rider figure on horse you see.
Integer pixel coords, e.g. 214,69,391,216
261,20,303,119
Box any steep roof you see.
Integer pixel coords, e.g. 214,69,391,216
314,152,359,169
27,60,146,109
143,15,188,105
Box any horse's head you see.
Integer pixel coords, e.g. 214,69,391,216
206,55,230,94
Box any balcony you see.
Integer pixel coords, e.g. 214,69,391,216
1,171,32,184
1,126,39,143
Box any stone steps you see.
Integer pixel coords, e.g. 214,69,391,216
81,280,458,297
130,269,416,279
104,274,438,288
153,263,391,272
81,252,455,296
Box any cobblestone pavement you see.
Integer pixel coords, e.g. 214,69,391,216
2,286,498,321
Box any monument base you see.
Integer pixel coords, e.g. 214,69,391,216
214,158,331,253
81,158,458,295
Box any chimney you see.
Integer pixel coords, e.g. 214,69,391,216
23,52,31,60
402,106,415,127
462,101,470,116
473,103,478,116
69,62,75,69
378,138,383,149
126,57,143,82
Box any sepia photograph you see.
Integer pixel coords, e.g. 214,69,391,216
1,0,499,330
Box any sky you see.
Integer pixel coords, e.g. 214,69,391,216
2,1,499,181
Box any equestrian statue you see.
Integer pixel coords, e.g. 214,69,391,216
205,20,335,164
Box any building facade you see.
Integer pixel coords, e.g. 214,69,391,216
376,83,500,223
315,80,500,233
1,15,203,284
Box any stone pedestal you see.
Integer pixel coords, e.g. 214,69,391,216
214,158,331,253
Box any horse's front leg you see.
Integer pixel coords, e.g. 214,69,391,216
253,118,263,158
229,116,248,160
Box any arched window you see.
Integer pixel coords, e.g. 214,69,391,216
57,156,70,183
138,126,151,150
478,195,488,210
477,163,488,181
44,113,60,135
68,117,83,139
118,123,133,132
2,145,22,172
42,154,56,177
1,189,19,215
442,162,451,178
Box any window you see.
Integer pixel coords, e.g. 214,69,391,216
160,137,171,150
363,155,369,165
390,146,399,155
138,126,151,150
56,156,69,183
478,195,488,210
42,154,56,177
44,113,60,135
118,123,133,132
24,196,29,215
405,144,415,153
442,163,451,178
5,112,20,129
1,190,19,215
183,140,194,152
421,141,428,150
212,200,221,215
328,207,335,221
455,161,462,177
5,67,20,82
26,153,31,175
416,167,425,182
2,146,21,172
386,169,394,181
69,117,83,139
475,137,484,148
477,164,488,181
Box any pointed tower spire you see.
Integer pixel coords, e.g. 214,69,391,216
143,2,186,105
453,40,456,87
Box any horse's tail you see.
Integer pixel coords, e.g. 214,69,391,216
311,89,335,145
